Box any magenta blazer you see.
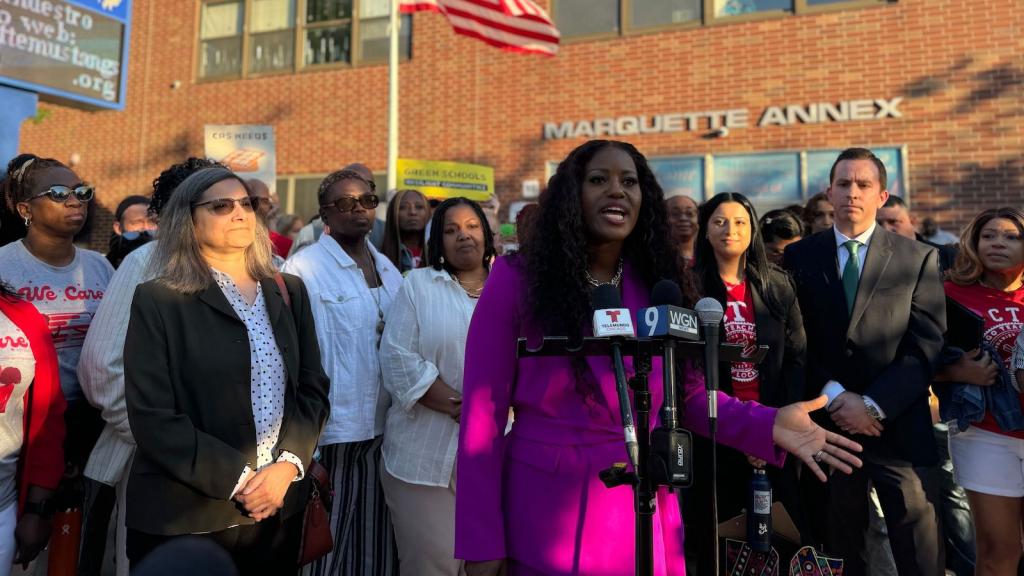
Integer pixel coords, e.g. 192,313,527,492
455,256,785,575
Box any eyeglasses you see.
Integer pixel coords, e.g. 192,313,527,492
30,185,94,203
322,194,379,213
193,197,259,215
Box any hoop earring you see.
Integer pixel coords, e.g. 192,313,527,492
439,255,445,265
23,217,30,228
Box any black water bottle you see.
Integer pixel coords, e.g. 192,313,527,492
747,468,772,552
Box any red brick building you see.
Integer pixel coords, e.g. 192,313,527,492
16,0,1024,247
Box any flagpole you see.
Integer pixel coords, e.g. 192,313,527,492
386,0,400,193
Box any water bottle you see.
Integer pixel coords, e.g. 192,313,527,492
747,468,772,552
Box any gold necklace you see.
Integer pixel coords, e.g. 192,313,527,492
452,271,487,298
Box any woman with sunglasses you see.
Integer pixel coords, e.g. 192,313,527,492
0,154,112,511
122,167,328,573
282,169,403,576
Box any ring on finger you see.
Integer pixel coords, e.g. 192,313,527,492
812,450,826,462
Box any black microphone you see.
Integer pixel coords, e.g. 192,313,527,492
591,284,639,469
648,280,687,429
648,279,694,487
695,297,725,425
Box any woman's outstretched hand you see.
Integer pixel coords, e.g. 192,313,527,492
772,395,864,481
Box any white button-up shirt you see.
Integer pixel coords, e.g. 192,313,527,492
281,234,402,445
379,267,478,486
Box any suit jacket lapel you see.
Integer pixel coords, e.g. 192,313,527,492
847,227,894,336
197,282,241,322
813,232,850,324
262,277,284,328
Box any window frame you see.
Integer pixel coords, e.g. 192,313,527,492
196,0,412,83
551,0,891,43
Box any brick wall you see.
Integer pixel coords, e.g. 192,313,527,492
17,0,1024,248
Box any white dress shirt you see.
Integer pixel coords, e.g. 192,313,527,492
822,223,886,418
281,234,402,445
379,268,478,487
79,241,156,486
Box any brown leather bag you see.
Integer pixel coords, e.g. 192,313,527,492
298,459,334,566
274,275,335,566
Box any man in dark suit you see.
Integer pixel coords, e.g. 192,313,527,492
784,148,947,575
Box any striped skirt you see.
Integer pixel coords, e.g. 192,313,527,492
302,437,399,576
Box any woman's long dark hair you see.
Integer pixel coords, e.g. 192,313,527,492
693,192,787,321
520,140,683,337
382,189,428,272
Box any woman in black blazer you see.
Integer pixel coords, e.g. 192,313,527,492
123,167,329,574
682,192,809,570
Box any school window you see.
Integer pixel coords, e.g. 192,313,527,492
198,0,412,81
552,0,889,39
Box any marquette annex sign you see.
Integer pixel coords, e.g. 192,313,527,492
542,98,903,140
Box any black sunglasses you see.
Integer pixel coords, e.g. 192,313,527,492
322,194,379,213
193,197,259,215
30,185,94,204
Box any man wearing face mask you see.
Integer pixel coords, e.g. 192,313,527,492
106,196,156,269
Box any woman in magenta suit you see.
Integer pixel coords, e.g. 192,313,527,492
454,141,863,576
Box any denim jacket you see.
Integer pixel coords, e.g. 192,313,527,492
936,341,1024,432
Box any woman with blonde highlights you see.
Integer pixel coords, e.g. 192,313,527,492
124,167,329,574
939,207,1024,576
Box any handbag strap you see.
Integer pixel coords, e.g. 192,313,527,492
274,273,291,309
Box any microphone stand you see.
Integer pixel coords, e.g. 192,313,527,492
630,351,654,576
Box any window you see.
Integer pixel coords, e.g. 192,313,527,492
250,0,296,73
552,0,887,39
712,0,792,18
198,0,412,80
199,2,244,78
359,0,412,63
630,0,702,29
554,0,619,38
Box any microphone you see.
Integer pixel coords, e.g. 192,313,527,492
636,283,700,341
647,279,694,487
695,297,725,424
591,284,639,468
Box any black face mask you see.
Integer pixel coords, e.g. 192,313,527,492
107,230,154,269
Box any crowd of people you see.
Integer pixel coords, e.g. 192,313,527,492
0,141,1020,576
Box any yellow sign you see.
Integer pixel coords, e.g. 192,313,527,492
396,159,493,201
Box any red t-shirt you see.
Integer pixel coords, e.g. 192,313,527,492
723,279,761,402
408,245,423,269
944,280,1024,438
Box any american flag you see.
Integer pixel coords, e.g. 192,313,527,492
400,0,560,57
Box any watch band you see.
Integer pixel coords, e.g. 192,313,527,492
863,399,882,421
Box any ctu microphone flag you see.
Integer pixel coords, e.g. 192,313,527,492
400,0,561,56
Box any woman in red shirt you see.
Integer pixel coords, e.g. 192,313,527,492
940,207,1024,575
684,192,810,565
0,279,66,573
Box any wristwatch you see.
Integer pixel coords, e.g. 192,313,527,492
23,499,56,518
863,399,883,421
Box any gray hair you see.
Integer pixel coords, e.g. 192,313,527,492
147,167,276,293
